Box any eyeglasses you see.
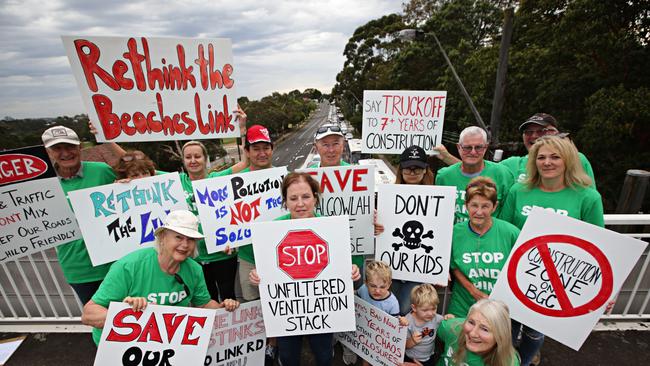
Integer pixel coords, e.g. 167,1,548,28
523,128,558,137
173,274,191,304
403,167,425,175
458,145,487,153
316,125,341,134
120,151,146,162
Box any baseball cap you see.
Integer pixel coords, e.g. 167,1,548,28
154,210,204,239
246,125,272,146
314,124,344,141
400,145,428,169
41,126,80,148
519,113,559,132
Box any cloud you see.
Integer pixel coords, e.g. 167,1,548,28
0,0,402,118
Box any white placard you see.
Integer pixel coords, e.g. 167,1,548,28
375,184,456,284
251,216,356,337
192,167,287,253
68,173,188,265
336,296,407,366
362,90,446,155
62,36,239,142
300,165,376,254
490,208,648,350
204,300,266,366
0,146,81,263
95,302,216,366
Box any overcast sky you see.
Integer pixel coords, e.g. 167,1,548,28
0,0,402,119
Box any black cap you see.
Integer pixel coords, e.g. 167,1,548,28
519,113,559,132
400,145,428,169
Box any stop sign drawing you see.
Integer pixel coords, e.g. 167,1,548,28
277,230,329,280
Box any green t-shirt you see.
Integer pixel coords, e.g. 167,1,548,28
448,219,520,317
179,170,241,263
437,318,520,366
58,161,116,283
435,161,515,224
500,152,595,187
499,183,604,229
90,248,211,344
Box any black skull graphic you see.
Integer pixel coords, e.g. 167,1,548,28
392,220,434,253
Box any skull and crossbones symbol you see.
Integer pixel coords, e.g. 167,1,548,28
392,220,434,253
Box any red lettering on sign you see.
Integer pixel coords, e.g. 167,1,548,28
137,313,163,343
0,154,48,185
106,308,143,342
352,168,368,191
181,316,207,346
230,197,262,225
277,230,329,280
162,313,186,343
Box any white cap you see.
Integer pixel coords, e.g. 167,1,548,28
154,210,204,239
41,126,80,148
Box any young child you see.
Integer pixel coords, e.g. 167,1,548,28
404,284,449,366
354,261,408,366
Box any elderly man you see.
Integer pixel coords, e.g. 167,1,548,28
435,126,514,223
310,124,350,168
500,113,596,185
41,126,124,304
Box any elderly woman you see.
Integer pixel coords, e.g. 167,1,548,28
437,299,520,366
499,135,605,365
250,172,361,366
81,210,239,345
448,177,520,318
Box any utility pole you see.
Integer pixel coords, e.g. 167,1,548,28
490,7,514,144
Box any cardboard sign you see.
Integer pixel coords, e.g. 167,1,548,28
205,300,266,366
300,165,376,254
375,184,456,284
362,90,446,155
95,302,216,366
68,173,187,265
251,216,356,337
490,208,648,350
336,296,407,366
62,36,239,142
0,146,81,263
192,167,287,253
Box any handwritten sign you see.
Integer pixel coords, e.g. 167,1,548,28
95,302,216,366
362,90,446,155
336,296,407,366
490,208,648,350
205,300,266,366
192,167,287,253
300,165,376,254
68,173,187,265
62,36,239,142
375,184,456,284
251,216,355,337
0,146,81,263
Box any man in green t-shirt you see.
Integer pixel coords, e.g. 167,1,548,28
500,113,595,185
435,127,514,223
41,126,125,305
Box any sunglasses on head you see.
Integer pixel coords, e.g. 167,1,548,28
316,125,341,134
121,151,146,162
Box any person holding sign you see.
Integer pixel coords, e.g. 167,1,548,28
41,125,126,304
448,177,520,318
499,135,604,366
249,172,361,366
435,127,514,223
437,299,520,366
81,210,239,345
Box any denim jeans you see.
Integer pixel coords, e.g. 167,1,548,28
511,319,544,365
277,333,333,366
391,280,419,315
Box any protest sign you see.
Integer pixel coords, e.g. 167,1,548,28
361,90,446,155
204,300,266,366
490,208,648,350
0,146,81,263
61,36,239,143
192,167,287,253
251,215,356,337
336,296,407,366
68,173,187,265
375,184,456,284
95,302,216,366
300,165,376,254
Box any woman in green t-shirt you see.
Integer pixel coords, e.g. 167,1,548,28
448,177,520,318
437,299,519,366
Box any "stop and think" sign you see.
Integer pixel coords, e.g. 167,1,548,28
277,230,329,280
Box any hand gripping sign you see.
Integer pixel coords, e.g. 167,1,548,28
251,216,355,337
490,208,648,350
